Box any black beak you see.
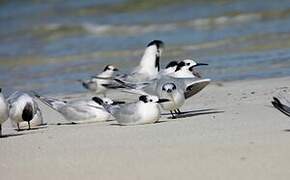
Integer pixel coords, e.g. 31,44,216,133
194,63,208,67
91,76,112,80
157,99,170,103
111,101,126,105
113,68,119,71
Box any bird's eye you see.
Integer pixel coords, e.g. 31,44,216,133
186,63,190,66
172,86,176,90
162,87,166,91
150,99,153,102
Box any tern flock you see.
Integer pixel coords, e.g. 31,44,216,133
0,40,211,136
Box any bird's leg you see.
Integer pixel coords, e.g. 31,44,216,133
177,109,182,114
17,123,20,131
170,111,176,119
0,124,2,137
174,110,179,114
28,121,31,130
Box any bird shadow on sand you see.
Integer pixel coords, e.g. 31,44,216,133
52,122,78,126
0,126,48,139
51,120,114,127
164,109,225,119
109,120,168,126
16,124,48,132
0,133,25,138
161,108,216,116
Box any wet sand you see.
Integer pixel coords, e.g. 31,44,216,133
1,77,290,180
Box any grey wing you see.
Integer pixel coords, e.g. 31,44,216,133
184,78,211,99
7,91,23,104
58,104,91,120
114,103,141,124
34,93,67,111
114,78,158,95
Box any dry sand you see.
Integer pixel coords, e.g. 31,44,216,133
1,77,290,180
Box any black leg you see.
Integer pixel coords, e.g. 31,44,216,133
174,110,178,114
28,121,31,130
0,124,2,137
17,123,20,131
177,109,182,114
170,111,176,119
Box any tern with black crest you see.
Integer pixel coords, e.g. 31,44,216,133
7,91,43,130
114,40,164,83
34,93,124,123
102,95,169,126
79,64,119,97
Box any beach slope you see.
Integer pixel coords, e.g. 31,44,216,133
1,77,290,180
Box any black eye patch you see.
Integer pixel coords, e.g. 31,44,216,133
139,95,148,103
186,63,190,66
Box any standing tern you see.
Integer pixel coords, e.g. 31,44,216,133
7,91,43,130
79,64,119,96
102,95,169,126
156,76,210,118
159,82,185,118
0,88,9,136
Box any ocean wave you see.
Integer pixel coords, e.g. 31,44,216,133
31,7,290,38
83,13,263,35
33,12,264,37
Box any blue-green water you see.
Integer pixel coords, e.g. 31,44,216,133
1,0,290,95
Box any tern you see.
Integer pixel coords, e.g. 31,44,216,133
110,76,210,118
34,93,124,123
7,91,43,130
79,64,119,96
0,88,9,136
102,95,169,126
115,40,164,82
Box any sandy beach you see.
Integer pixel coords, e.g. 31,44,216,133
1,77,290,180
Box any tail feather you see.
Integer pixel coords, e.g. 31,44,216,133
78,79,90,90
32,92,66,111
272,97,290,117
114,78,151,90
